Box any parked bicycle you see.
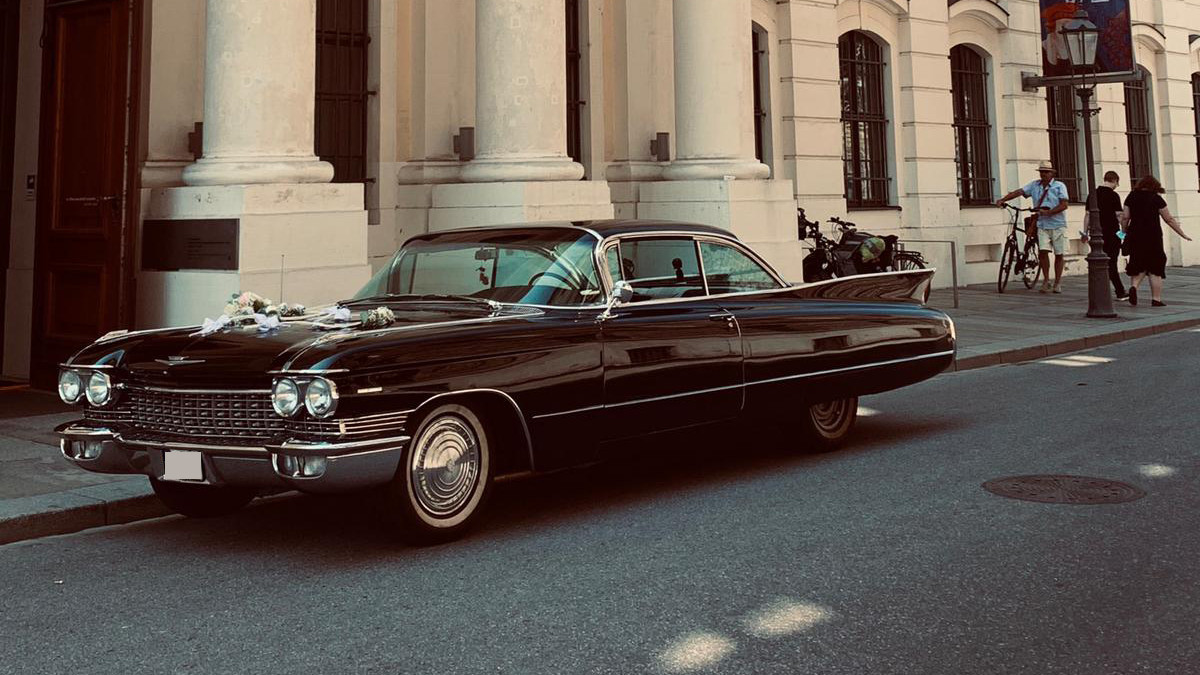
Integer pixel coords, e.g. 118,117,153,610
798,208,926,283
997,203,1042,293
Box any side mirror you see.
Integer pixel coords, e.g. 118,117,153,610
599,280,633,321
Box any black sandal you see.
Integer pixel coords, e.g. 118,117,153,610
1152,300,1166,307
1128,287,1138,306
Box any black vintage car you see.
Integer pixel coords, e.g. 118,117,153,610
56,220,955,543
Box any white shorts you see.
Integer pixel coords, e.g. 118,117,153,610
1037,227,1068,255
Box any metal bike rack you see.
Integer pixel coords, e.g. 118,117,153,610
900,239,959,308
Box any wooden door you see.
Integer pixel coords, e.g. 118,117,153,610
31,0,138,387
0,0,20,371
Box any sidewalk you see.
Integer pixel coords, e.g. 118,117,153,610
3,266,1199,545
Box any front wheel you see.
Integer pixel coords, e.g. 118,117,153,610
799,397,858,452
381,403,492,545
149,478,257,518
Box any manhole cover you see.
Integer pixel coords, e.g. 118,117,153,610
982,475,1145,504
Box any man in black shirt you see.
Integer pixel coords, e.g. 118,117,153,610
1082,170,1128,300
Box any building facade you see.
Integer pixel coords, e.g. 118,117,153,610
3,0,1200,384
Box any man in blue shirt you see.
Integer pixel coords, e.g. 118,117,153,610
997,162,1071,293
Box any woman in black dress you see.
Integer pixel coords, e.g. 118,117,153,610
1122,175,1192,306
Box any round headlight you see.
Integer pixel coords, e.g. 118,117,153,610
304,377,339,418
85,371,112,406
272,378,301,417
58,370,83,404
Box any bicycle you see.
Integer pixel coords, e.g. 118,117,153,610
997,203,1042,293
799,209,926,282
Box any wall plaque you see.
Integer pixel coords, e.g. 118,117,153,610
141,219,238,271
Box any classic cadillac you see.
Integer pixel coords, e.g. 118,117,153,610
56,220,955,543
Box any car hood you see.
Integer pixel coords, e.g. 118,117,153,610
67,303,535,387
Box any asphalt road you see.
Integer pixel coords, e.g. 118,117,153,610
3,330,1199,675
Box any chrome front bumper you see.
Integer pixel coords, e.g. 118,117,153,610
56,421,408,494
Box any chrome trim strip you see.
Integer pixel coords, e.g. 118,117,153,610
58,425,117,437
59,363,118,370
326,444,408,460
136,386,271,395
532,350,954,419
747,350,956,386
268,368,350,375
118,437,270,455
275,435,412,452
531,404,603,420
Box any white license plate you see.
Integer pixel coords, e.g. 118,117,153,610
162,450,203,481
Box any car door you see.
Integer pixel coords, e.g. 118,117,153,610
598,236,743,441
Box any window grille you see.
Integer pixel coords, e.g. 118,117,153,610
315,0,370,189
565,0,584,169
1046,86,1081,201
752,24,767,164
838,31,890,208
1124,69,1153,183
1193,73,1200,190
950,45,993,205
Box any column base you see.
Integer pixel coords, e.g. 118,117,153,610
427,181,614,232
662,158,770,181
460,157,585,183
136,183,370,328
636,179,803,280
397,160,464,185
182,157,335,186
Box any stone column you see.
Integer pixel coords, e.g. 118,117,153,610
663,0,768,181
182,0,333,186
460,0,583,182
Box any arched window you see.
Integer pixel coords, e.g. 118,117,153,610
1046,86,1080,201
838,31,890,208
1192,73,1200,189
1124,67,1154,183
950,45,992,205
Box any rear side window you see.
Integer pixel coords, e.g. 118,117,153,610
619,238,705,300
699,241,781,294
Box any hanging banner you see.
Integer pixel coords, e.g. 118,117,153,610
1039,0,1133,79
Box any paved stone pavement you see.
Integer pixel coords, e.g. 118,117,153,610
2,266,1197,544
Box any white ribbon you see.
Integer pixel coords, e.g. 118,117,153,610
253,313,281,332
319,306,353,322
190,314,232,337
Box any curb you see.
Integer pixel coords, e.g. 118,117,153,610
951,315,1200,371
0,479,171,546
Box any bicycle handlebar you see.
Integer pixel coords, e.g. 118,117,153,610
1000,203,1035,213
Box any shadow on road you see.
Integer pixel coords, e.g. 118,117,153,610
94,411,965,560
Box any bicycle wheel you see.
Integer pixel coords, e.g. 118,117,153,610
1021,237,1042,289
997,238,1016,293
893,252,925,271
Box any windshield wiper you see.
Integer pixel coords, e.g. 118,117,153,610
342,293,503,313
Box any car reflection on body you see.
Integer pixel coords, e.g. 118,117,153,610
55,220,955,544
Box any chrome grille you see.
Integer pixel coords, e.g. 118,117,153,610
127,387,283,439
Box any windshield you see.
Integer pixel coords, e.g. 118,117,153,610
353,229,604,307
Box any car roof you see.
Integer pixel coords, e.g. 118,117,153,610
417,219,738,241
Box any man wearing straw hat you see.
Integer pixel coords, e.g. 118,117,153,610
997,161,1071,293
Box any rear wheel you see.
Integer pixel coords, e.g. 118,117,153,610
997,238,1016,293
799,397,858,452
381,403,492,545
893,252,925,271
1021,237,1042,289
149,478,257,518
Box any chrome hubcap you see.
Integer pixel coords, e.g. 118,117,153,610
811,399,851,435
410,415,480,518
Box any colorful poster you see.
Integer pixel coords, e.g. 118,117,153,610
1039,0,1133,79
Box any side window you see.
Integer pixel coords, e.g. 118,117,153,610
620,238,705,300
699,241,782,294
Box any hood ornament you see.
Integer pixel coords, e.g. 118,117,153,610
156,356,206,367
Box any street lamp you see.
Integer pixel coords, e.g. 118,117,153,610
1061,9,1116,317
